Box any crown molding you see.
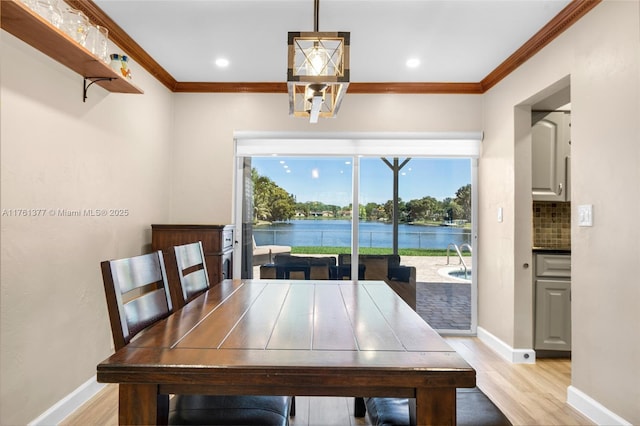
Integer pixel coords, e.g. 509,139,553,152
348,82,483,94
80,0,601,95
174,82,288,93
172,82,483,94
481,0,601,92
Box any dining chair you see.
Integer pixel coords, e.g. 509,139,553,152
173,241,209,304
101,251,173,351
364,387,512,426
172,243,296,421
101,251,293,425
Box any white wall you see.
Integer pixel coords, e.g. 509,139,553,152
481,1,639,423
0,34,174,425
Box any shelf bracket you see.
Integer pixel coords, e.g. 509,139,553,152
83,77,114,102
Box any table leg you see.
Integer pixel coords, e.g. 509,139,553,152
415,387,456,426
119,384,168,425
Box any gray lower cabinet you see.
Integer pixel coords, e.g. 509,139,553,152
534,254,571,351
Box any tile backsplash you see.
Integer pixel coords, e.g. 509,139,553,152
532,201,571,248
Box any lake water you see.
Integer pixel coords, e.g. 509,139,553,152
254,219,471,250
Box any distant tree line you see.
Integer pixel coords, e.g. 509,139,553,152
252,168,471,224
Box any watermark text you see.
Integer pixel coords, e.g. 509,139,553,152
2,208,130,217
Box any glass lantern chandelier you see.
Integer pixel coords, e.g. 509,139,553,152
287,0,350,123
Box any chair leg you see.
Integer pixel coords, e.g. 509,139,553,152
290,396,296,416
354,397,366,417
157,393,169,425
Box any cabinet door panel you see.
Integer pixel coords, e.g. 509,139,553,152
532,111,570,201
532,118,558,197
535,279,571,350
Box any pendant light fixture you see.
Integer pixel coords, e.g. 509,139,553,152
287,0,350,123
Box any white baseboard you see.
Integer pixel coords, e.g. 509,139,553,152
477,326,536,364
28,375,105,426
567,386,632,426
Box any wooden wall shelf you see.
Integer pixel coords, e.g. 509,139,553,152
1,0,143,99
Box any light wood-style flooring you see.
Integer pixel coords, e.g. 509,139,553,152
61,336,593,425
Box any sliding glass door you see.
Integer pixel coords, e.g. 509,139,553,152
234,132,479,334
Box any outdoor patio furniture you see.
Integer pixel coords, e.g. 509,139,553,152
338,254,416,310
260,254,336,280
252,236,291,266
331,263,366,280
281,254,336,279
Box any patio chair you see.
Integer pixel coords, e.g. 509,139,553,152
273,254,336,280
338,254,416,309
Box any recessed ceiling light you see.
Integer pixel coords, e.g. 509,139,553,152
406,58,420,68
215,58,229,67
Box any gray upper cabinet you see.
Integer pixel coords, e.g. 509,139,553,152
532,111,571,201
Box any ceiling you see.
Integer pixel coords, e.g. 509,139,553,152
92,0,576,88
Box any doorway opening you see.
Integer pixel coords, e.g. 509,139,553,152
234,132,480,334
515,75,572,355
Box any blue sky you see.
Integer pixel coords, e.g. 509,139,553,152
252,157,471,206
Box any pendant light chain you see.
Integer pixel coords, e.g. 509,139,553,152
314,0,319,32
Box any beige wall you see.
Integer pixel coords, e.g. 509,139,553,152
1,1,638,424
569,2,639,422
481,1,639,423
0,34,174,424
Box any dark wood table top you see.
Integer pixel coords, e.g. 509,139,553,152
97,279,475,425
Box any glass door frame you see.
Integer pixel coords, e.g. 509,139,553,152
233,131,481,334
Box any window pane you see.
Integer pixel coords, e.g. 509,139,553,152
250,157,353,279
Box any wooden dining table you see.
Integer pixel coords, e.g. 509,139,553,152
97,279,476,425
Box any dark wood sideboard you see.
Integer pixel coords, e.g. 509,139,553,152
151,224,234,308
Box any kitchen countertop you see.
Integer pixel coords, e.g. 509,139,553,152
532,247,571,254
